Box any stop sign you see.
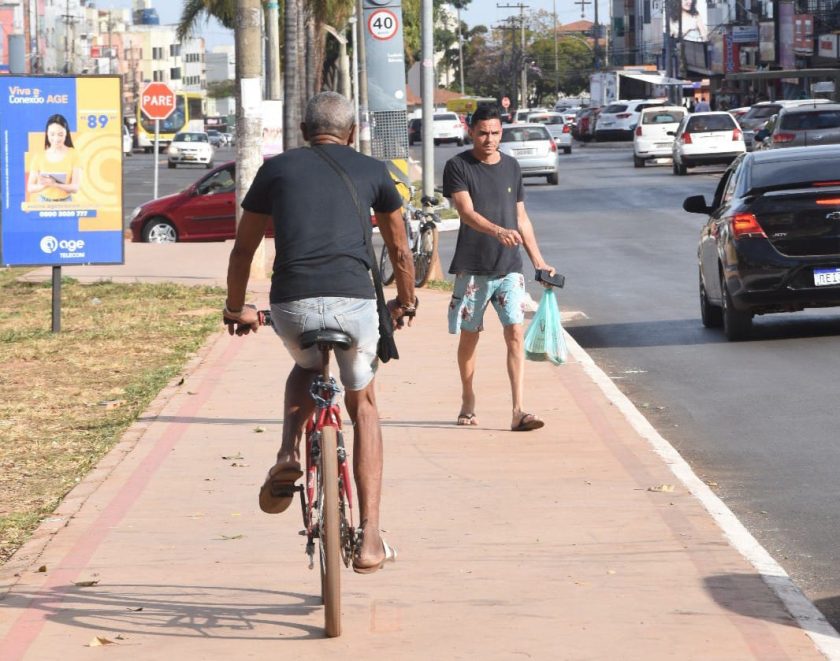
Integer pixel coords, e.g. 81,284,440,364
140,82,176,121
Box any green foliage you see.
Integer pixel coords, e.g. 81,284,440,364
207,80,235,99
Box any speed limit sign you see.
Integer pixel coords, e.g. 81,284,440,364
368,8,399,40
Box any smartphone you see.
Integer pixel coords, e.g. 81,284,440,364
535,269,565,288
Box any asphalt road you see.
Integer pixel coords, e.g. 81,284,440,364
426,140,840,629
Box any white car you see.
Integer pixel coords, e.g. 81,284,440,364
123,124,133,157
671,111,745,175
432,112,464,146
632,105,686,167
514,107,548,123
498,123,559,185
167,131,215,169
595,98,668,141
527,111,572,154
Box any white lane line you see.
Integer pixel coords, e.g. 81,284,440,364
564,330,840,660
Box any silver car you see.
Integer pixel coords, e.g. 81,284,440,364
766,103,840,149
499,123,559,185
527,111,572,154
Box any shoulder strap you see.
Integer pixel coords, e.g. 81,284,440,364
310,144,390,304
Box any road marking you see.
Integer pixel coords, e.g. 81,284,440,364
563,330,840,660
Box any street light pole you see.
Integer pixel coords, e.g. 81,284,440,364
457,6,465,95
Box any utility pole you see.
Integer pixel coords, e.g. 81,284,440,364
265,1,281,99
235,0,265,277
421,0,434,199
457,5,465,95
552,0,558,95
355,0,371,155
498,3,529,107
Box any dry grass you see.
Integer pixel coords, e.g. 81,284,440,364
0,269,224,563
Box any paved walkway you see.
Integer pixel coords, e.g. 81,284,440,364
2,242,839,659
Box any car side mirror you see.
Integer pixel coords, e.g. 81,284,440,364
683,195,711,214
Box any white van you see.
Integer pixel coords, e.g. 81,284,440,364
123,125,133,157
633,105,687,167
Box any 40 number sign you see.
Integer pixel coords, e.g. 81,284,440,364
368,8,399,40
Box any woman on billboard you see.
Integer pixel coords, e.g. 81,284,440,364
27,114,83,203
669,0,708,42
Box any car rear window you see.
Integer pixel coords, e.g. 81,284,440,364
434,113,458,121
780,110,840,130
529,114,564,125
643,110,684,124
603,104,628,113
744,105,780,120
750,157,840,191
502,127,551,142
687,115,735,132
175,133,208,142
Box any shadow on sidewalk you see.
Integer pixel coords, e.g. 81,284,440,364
1,583,327,640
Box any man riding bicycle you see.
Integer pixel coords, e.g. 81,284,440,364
223,92,416,573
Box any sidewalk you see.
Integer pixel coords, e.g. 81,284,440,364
2,242,839,659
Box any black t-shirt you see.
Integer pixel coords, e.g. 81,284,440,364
242,145,403,303
442,150,524,276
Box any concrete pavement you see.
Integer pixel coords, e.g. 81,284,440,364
2,241,839,659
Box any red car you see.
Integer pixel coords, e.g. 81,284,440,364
129,160,273,243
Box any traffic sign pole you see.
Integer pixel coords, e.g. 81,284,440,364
153,119,160,199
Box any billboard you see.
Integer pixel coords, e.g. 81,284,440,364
669,0,709,43
0,76,124,267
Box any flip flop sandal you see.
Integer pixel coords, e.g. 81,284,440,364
353,539,398,575
258,464,303,514
511,413,544,432
456,413,478,426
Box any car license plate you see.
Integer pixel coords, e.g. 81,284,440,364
655,142,670,148
814,267,840,286
514,149,535,156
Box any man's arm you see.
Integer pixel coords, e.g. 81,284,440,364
450,190,522,247
516,201,555,275
224,210,271,332
375,207,417,325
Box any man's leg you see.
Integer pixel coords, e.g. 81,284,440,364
275,364,319,467
503,323,526,424
344,382,385,566
457,330,480,423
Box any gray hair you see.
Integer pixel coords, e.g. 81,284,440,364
304,92,355,136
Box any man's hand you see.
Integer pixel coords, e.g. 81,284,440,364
223,303,260,336
535,264,557,288
386,298,417,330
496,226,523,247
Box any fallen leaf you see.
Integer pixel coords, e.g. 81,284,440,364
99,399,127,410
87,636,116,647
230,462,249,468
74,580,99,587
187,391,197,395
115,634,126,640
607,569,617,575
177,377,185,386
37,565,47,573
254,426,266,433
219,534,244,541
126,607,143,612
221,453,243,460
648,484,675,493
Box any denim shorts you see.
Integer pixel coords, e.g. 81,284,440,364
270,297,379,391
448,272,527,334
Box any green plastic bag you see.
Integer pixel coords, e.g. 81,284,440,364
524,288,568,365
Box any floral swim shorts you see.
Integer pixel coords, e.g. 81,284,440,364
448,272,527,334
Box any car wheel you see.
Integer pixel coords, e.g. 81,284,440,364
142,218,178,243
564,147,571,154
434,139,440,146
547,172,559,185
144,147,152,154
457,138,464,146
168,161,176,169
206,161,214,169
699,270,723,328
633,155,644,168
673,160,686,176
721,278,752,341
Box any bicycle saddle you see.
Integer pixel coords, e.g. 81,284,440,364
299,329,352,350
421,195,439,207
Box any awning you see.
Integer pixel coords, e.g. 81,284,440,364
619,71,691,87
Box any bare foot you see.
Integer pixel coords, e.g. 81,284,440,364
457,412,478,426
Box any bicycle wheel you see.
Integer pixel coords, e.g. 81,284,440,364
379,243,395,286
319,426,342,637
414,224,438,287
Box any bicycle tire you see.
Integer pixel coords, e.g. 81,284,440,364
379,244,396,286
414,224,438,288
319,426,342,637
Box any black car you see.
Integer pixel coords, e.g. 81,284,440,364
408,118,422,145
684,144,840,340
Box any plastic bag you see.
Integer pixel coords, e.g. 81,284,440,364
524,288,568,365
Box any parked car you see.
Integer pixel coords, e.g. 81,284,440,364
206,129,224,147
167,131,214,169
632,105,686,167
559,107,581,125
729,106,751,122
671,111,745,175
595,99,667,141
498,123,559,185
573,107,600,142
685,145,840,340
122,124,133,157
432,112,464,146
130,160,274,243
738,98,831,151
527,111,572,154
763,103,840,149
222,132,235,146
408,118,422,145
514,108,548,123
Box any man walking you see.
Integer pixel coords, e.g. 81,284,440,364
223,92,416,573
442,105,556,432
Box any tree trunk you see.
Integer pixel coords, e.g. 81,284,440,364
283,0,300,150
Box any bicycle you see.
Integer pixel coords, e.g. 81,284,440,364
380,190,441,288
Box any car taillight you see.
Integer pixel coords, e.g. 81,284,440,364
773,132,795,144
562,124,570,133
730,213,766,238
616,113,631,119
681,132,692,144
733,127,742,141
549,139,557,152
816,198,840,205
635,125,643,137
